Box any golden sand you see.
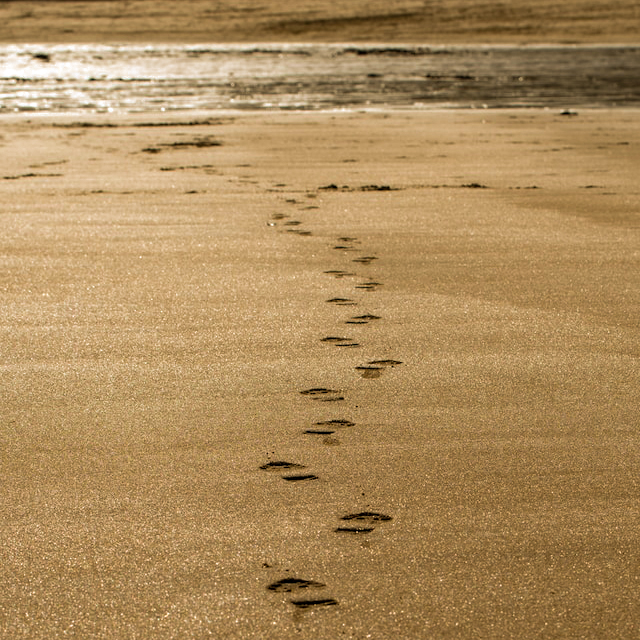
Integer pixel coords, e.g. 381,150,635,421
0,109,639,637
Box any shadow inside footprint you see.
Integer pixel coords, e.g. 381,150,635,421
291,598,339,609
300,388,338,396
352,256,378,265
327,298,357,306
282,474,319,482
341,512,392,523
260,461,306,472
300,388,344,402
369,359,403,367
315,419,355,428
355,281,383,291
346,314,381,325
268,578,325,593
321,336,359,347
335,513,391,534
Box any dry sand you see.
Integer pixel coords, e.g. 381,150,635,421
1,0,639,44
0,109,639,638
2,1,640,637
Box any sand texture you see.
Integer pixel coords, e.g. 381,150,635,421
0,109,639,637
1,0,639,44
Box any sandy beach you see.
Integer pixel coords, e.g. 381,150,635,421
1,1,640,638
1,108,639,638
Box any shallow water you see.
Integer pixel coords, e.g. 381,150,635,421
1,43,638,114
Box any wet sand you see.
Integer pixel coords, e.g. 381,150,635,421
0,109,639,637
1,0,639,44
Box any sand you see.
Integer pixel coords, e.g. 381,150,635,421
2,1,640,637
0,108,639,638
0,0,639,45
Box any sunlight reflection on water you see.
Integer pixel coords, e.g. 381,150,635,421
1,43,638,114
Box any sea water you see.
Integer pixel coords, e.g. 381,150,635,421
1,43,638,114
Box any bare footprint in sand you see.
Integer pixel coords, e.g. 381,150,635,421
282,473,319,482
260,461,305,472
300,388,345,402
268,578,325,592
320,336,360,347
326,297,357,306
335,512,393,534
345,314,381,325
267,578,338,608
291,598,339,609
304,419,356,434
356,359,402,378
352,256,378,265
260,461,318,481
324,270,356,278
355,281,383,291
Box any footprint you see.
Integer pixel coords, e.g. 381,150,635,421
260,461,306,472
356,360,402,379
287,229,313,236
338,236,359,243
282,473,319,482
304,419,354,435
345,314,381,325
323,270,356,278
260,461,317,481
355,281,383,291
267,578,339,609
326,298,357,306
315,419,355,428
300,388,339,396
369,359,402,367
271,213,288,220
267,578,325,593
291,598,339,609
300,388,344,402
335,511,392,533
341,512,392,523
352,256,378,265
335,525,375,534
284,220,302,226
320,336,360,347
